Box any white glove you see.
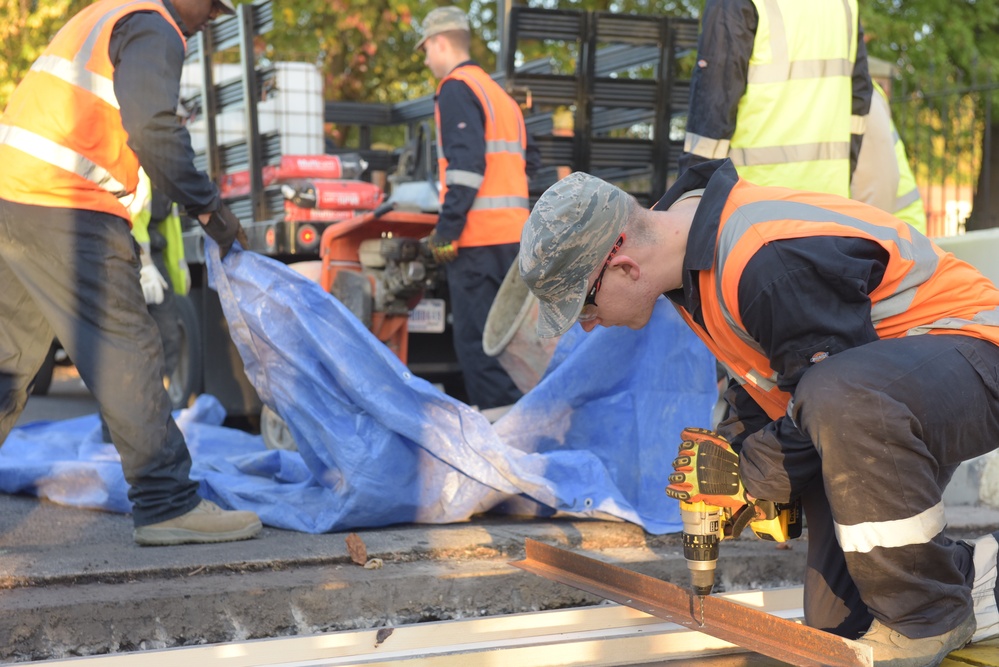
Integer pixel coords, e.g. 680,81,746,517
138,242,168,305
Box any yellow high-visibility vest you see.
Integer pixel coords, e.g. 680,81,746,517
730,0,860,196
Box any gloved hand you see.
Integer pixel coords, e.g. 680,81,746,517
199,203,249,259
666,427,748,510
138,241,168,305
426,230,459,264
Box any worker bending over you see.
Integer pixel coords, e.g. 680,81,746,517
0,0,258,545
519,161,999,667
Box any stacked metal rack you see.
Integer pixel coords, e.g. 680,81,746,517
323,6,699,207
502,7,698,205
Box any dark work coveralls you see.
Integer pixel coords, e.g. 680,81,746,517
435,62,541,409
661,159,999,640
0,1,222,526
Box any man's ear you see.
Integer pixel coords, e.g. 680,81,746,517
612,255,640,281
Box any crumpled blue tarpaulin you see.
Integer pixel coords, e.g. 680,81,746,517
0,242,716,534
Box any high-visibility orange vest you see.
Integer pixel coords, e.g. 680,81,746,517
435,65,530,247
676,178,999,420
0,0,184,220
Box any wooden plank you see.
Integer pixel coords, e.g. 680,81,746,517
943,639,999,666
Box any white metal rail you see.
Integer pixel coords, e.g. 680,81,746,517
36,588,805,666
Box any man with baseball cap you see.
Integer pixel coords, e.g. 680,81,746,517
0,0,259,546
520,159,999,666
415,6,540,410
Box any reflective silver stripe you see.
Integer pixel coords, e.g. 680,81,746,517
53,0,163,107
970,534,999,643
835,501,945,554
894,187,921,211
748,57,855,85
470,195,530,211
31,54,119,109
851,113,867,134
747,0,855,85
726,199,940,325
757,0,788,77
684,133,730,160
732,371,779,392
744,368,778,391
729,142,850,167
842,0,855,59
485,138,525,156
906,307,999,336
0,123,128,196
456,70,529,151
446,169,485,189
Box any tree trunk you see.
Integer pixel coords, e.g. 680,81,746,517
967,118,999,231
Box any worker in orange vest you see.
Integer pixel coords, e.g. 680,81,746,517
0,0,259,545
519,161,999,666
417,7,541,411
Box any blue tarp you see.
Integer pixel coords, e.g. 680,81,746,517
0,241,717,534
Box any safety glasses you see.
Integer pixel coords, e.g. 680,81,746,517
582,233,626,310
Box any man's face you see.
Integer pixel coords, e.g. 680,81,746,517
173,0,226,34
576,251,659,333
421,35,448,79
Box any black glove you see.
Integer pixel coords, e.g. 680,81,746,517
425,229,459,264
201,203,249,259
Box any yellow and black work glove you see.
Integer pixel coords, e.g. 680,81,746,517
426,230,459,264
665,427,748,511
201,203,249,260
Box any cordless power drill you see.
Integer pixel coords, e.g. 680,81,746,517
679,496,803,598
668,428,804,620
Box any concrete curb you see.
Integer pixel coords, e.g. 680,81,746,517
2,494,998,662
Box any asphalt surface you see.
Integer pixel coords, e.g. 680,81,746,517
6,369,999,664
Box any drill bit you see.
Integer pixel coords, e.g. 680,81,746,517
698,595,705,627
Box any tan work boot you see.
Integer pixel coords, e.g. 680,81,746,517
856,611,975,667
133,500,262,546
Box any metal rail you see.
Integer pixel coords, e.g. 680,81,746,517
511,539,873,667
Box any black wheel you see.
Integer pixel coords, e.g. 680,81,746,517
30,341,58,396
165,294,202,410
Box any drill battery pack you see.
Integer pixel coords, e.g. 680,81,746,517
749,498,803,542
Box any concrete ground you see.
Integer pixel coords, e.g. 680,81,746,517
6,368,999,664
3,491,999,663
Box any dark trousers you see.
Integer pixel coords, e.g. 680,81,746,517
745,334,999,639
0,199,199,526
444,243,523,410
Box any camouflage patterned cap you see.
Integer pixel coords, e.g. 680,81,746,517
416,7,471,50
519,172,632,338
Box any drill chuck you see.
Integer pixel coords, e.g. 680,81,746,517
682,532,719,596
680,502,723,597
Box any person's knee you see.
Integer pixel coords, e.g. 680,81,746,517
792,358,882,451
794,360,858,420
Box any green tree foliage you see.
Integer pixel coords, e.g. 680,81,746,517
861,0,999,230
0,0,90,108
862,0,999,92
265,0,701,108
